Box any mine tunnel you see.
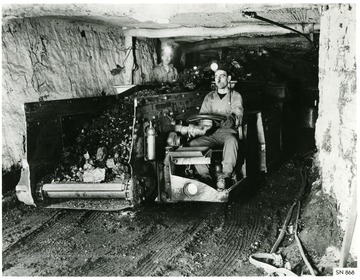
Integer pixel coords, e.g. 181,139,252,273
1,3,357,276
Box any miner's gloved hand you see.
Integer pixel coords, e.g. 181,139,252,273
221,114,236,128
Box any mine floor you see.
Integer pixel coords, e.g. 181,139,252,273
2,160,304,276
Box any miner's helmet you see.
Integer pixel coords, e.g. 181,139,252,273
210,62,230,76
161,45,173,57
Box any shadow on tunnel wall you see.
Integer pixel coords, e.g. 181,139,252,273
2,165,21,195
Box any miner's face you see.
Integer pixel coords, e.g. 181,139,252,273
215,70,231,89
161,53,172,66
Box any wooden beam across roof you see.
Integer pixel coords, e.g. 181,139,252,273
123,23,319,38
181,35,312,54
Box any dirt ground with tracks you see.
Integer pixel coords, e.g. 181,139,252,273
2,157,343,276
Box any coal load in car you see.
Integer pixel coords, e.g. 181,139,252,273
124,88,158,103
50,102,134,184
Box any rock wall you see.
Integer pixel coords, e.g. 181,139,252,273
2,17,157,170
316,4,357,256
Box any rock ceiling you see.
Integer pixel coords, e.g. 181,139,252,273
3,3,321,52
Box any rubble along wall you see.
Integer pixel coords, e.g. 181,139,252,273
316,4,357,257
2,17,157,170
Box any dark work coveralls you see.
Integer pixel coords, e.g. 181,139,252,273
190,90,243,175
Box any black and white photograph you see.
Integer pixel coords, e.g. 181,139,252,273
1,0,358,277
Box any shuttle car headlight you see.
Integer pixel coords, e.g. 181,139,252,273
184,183,198,196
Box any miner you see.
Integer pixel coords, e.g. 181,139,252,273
190,64,243,189
152,45,178,83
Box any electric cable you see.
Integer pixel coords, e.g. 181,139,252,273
242,11,317,49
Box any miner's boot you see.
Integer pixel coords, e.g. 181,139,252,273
216,173,232,191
